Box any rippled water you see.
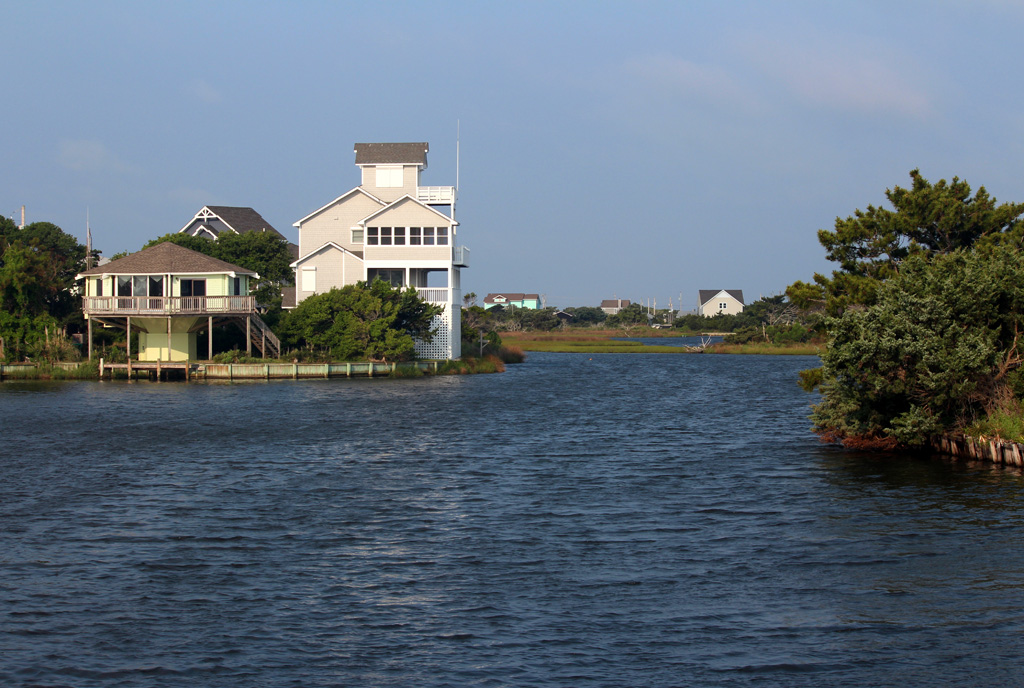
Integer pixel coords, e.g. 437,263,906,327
3,352,1024,687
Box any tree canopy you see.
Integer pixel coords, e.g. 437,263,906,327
0,219,93,360
279,280,441,362
808,245,1024,448
787,170,1024,315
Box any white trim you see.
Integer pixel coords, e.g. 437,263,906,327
289,241,365,268
292,187,387,227
356,195,459,227
78,269,258,280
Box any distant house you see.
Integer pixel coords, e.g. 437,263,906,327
179,205,298,259
698,290,744,316
483,293,541,310
77,241,279,361
600,299,631,315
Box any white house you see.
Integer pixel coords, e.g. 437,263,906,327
178,205,298,259
698,290,744,316
288,142,468,359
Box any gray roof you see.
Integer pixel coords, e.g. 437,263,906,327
204,206,288,241
78,241,258,277
484,293,540,303
699,290,744,305
354,142,428,166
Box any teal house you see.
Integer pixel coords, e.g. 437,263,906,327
483,293,541,310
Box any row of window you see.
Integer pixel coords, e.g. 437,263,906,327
360,226,449,246
96,276,241,298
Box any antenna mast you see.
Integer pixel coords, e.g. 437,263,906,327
454,120,460,222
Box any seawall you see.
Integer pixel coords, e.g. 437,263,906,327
932,435,1024,467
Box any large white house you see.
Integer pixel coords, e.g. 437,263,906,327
288,142,467,359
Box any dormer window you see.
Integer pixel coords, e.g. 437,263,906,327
376,166,403,188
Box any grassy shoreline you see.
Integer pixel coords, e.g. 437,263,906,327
499,330,820,355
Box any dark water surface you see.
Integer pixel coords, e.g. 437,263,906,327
3,353,1024,687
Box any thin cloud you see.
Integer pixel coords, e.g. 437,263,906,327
745,39,931,119
620,54,753,109
57,139,136,173
186,79,224,104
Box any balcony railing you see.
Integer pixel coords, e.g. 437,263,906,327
84,295,256,316
416,186,456,204
453,245,469,267
416,287,453,304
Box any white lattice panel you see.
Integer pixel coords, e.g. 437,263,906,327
415,303,460,359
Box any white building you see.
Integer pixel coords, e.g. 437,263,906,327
288,143,468,359
698,290,744,316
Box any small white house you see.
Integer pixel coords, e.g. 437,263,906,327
698,290,744,317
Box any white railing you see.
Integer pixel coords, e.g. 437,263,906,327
416,186,455,204
84,295,256,315
416,287,451,304
452,245,469,267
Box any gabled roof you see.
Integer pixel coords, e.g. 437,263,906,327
290,241,365,268
600,299,631,309
357,195,458,226
293,187,386,227
354,142,428,167
77,241,258,278
699,290,744,306
484,293,540,303
180,206,288,241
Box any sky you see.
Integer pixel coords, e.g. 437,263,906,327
4,1,1024,310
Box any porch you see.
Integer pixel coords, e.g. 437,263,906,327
83,295,256,316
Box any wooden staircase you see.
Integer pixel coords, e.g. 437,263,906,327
247,314,281,358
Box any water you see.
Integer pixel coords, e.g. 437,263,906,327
3,352,1024,687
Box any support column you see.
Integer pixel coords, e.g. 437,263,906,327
167,317,172,362
126,316,132,377
208,316,213,360
87,318,93,361
246,315,252,356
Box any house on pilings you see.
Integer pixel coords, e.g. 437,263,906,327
77,241,280,361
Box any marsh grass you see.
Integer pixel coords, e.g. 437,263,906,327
704,342,823,356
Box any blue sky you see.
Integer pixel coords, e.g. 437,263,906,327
4,1,1024,310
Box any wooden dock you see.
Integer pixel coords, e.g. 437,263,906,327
0,360,444,381
96,359,443,381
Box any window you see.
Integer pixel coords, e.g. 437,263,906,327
351,228,364,244
368,269,404,288
393,227,406,245
379,227,392,246
116,275,163,297
301,269,316,292
422,227,435,246
437,226,449,246
181,279,206,297
232,277,242,296
719,302,727,310
409,227,421,245
94,278,103,296
376,166,403,188
367,227,378,245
